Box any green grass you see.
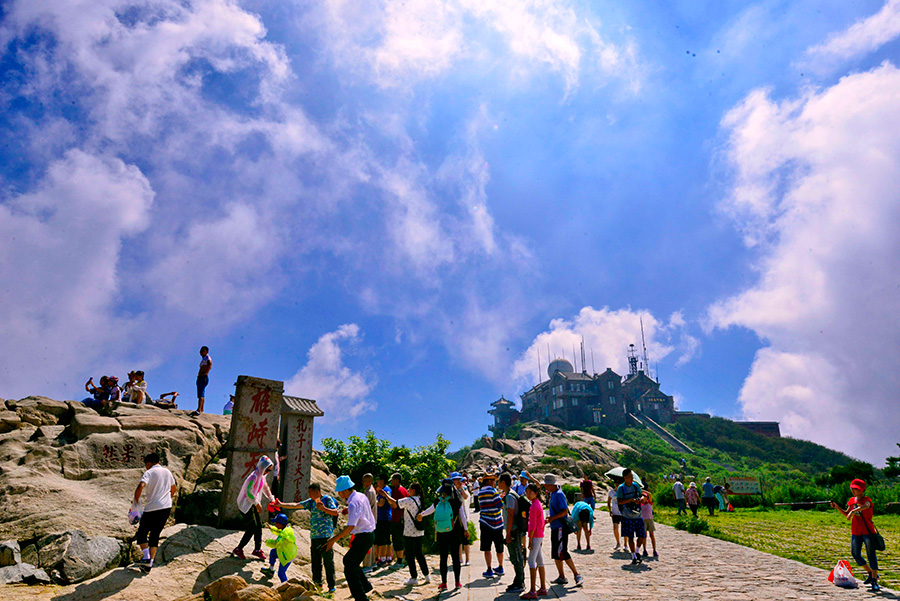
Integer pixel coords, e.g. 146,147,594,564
544,445,581,459
655,506,899,586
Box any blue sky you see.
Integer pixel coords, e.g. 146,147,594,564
3,0,900,463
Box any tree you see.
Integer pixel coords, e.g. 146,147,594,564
885,444,900,479
321,430,456,498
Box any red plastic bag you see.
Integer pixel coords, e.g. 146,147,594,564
828,560,858,588
727,503,734,512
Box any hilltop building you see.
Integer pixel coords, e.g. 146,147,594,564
489,345,780,438
505,344,676,432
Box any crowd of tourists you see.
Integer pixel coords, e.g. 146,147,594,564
80,346,212,414
128,454,883,595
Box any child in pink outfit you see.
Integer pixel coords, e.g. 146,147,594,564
521,484,547,600
639,491,658,558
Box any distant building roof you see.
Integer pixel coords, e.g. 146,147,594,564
282,396,324,417
491,396,515,407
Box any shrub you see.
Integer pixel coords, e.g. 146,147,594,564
561,484,580,504
674,516,710,534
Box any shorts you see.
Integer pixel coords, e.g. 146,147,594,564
527,539,544,568
390,522,405,552
550,528,570,561
375,520,391,546
611,514,622,524
621,517,645,539
643,518,655,533
577,509,591,525
479,524,503,553
196,375,209,399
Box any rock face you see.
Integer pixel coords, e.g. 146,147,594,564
232,584,283,601
36,530,123,584
458,422,632,483
0,562,51,585
204,574,248,601
0,397,230,541
0,539,21,566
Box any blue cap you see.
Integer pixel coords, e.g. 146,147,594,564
273,513,289,526
450,472,462,480
519,471,528,479
335,475,355,492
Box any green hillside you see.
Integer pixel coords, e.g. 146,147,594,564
583,416,900,509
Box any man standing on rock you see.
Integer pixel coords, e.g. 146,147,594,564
196,346,212,414
133,453,176,573
326,476,376,601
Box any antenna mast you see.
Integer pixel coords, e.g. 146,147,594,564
581,338,587,374
573,344,578,372
640,317,650,377
537,348,542,384
591,349,595,374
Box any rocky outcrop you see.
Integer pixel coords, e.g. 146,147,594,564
35,529,124,584
458,422,632,482
0,398,230,542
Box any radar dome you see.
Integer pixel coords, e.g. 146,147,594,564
548,358,574,378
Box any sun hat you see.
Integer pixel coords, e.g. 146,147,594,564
705,476,711,482
519,471,529,479
850,479,867,492
689,482,696,488
335,475,355,492
273,513,289,526
543,474,557,486
450,472,462,480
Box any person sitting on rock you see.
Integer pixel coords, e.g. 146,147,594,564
82,376,110,410
152,391,179,409
262,513,297,583
130,371,148,404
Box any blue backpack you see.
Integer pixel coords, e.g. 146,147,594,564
434,498,455,533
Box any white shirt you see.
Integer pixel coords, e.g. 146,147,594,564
347,490,376,534
607,488,621,516
673,481,685,500
200,355,212,371
140,464,176,512
397,496,425,537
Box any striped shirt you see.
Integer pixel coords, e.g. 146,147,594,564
477,486,504,530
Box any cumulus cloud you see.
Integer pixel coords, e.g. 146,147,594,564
709,62,900,462
0,150,154,396
284,324,377,421
511,306,696,390
805,0,900,69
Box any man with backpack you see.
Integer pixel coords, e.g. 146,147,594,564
275,483,339,593
498,473,527,593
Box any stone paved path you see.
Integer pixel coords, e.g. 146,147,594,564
357,511,898,601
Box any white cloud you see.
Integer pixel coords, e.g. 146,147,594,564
284,324,377,421
0,150,154,396
709,62,900,462
511,306,696,390
806,0,900,69
313,0,641,93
